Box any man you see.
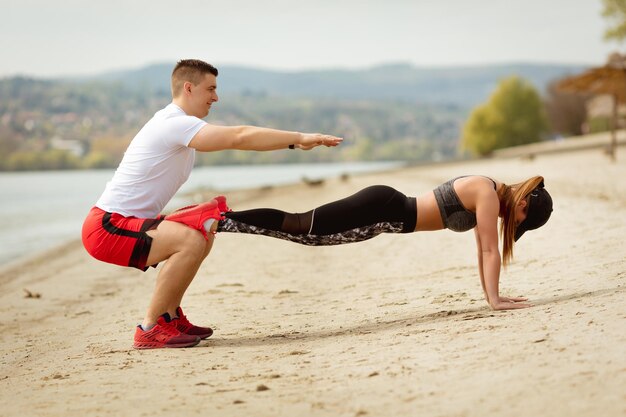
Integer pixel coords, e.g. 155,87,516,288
82,59,342,349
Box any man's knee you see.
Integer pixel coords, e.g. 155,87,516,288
147,221,210,263
177,225,210,256
202,234,215,258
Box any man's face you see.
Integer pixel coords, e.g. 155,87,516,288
189,74,219,118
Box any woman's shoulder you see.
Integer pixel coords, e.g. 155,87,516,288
454,175,499,190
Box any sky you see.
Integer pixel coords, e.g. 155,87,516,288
0,0,619,78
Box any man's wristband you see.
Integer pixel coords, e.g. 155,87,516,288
288,144,295,149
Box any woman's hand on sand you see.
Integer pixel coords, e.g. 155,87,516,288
297,133,343,150
490,296,532,310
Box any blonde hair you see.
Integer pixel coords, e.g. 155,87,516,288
497,175,545,266
171,59,218,98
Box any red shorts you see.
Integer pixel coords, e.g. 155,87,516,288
81,207,165,271
82,201,222,271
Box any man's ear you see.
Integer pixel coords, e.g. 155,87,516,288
184,81,193,95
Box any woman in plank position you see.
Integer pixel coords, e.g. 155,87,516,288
212,175,552,311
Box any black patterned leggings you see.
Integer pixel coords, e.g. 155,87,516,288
217,185,417,246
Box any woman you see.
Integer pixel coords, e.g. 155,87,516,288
211,175,553,311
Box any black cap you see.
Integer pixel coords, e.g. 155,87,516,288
514,181,553,241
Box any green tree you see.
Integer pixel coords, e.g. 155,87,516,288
461,76,548,156
5,149,81,171
81,151,117,169
602,0,626,42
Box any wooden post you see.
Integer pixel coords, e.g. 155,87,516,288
611,93,618,161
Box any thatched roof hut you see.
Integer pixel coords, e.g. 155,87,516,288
557,53,626,160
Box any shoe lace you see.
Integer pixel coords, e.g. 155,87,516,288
158,318,182,336
176,311,192,330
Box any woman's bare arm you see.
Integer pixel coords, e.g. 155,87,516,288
474,185,531,310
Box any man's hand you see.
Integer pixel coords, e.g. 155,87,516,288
489,296,532,310
296,133,343,150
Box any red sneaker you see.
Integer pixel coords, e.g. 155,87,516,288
133,313,200,349
213,195,231,214
173,307,214,340
165,199,223,238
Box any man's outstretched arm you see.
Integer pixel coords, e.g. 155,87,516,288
188,124,343,152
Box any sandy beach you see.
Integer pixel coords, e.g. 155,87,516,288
1,146,624,417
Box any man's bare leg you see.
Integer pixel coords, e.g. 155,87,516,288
141,220,214,328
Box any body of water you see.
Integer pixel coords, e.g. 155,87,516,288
0,161,402,267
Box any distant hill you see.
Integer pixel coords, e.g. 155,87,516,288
0,61,591,171
85,61,588,108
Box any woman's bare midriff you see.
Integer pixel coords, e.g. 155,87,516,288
414,191,445,231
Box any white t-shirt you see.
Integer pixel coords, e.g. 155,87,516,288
96,104,207,218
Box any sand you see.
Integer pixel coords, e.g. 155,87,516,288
1,147,624,417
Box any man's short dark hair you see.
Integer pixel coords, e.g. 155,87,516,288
171,59,218,97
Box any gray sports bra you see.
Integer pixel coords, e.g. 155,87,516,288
433,176,497,232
